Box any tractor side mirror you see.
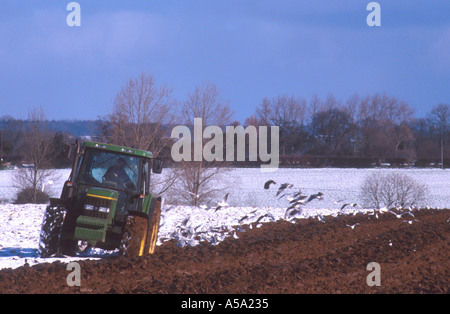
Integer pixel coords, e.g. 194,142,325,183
152,159,163,174
66,140,81,159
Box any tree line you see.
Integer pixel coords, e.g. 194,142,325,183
98,72,448,169
248,93,450,168
1,73,449,169
0,72,448,204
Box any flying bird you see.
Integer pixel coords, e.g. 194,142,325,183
264,180,276,189
285,204,302,219
388,210,415,219
276,183,293,196
289,196,308,206
255,213,275,224
219,193,229,205
186,190,200,199
286,189,307,203
379,201,395,213
341,203,358,210
346,223,360,229
238,215,249,224
307,192,323,202
214,193,229,211
180,216,190,227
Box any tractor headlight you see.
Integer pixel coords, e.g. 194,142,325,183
98,206,110,213
84,204,95,210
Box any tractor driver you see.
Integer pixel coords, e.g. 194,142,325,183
103,157,136,190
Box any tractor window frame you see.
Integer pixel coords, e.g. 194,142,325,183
141,158,151,195
78,148,143,193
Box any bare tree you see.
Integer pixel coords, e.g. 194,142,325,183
360,172,428,209
107,72,177,157
308,93,323,138
353,93,416,159
322,92,340,111
256,94,307,155
244,114,262,128
411,117,440,161
15,106,54,203
181,82,233,126
429,103,450,169
344,93,364,154
358,93,414,125
256,95,307,128
96,72,180,197
312,108,355,156
171,82,235,206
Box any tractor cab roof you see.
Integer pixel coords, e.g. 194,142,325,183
83,141,153,159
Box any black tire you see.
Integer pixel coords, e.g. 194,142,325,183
58,239,79,257
38,204,66,258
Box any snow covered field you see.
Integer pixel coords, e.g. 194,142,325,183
1,167,449,270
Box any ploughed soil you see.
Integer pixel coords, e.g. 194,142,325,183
0,209,448,294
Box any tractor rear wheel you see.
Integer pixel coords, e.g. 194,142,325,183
38,204,66,258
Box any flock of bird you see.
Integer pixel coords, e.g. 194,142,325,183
159,204,277,248
263,180,324,219
161,179,422,247
264,180,422,229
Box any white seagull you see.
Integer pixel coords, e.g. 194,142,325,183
401,219,419,225
341,203,359,210
285,204,302,219
287,191,308,204
255,213,275,224
317,215,326,223
346,223,360,229
214,193,229,212
186,190,200,199
389,210,415,219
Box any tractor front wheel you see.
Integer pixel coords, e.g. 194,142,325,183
120,215,148,257
120,199,162,257
145,199,162,255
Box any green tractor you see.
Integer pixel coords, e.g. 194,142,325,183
38,141,164,258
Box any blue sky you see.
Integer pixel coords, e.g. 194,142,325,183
0,0,449,123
